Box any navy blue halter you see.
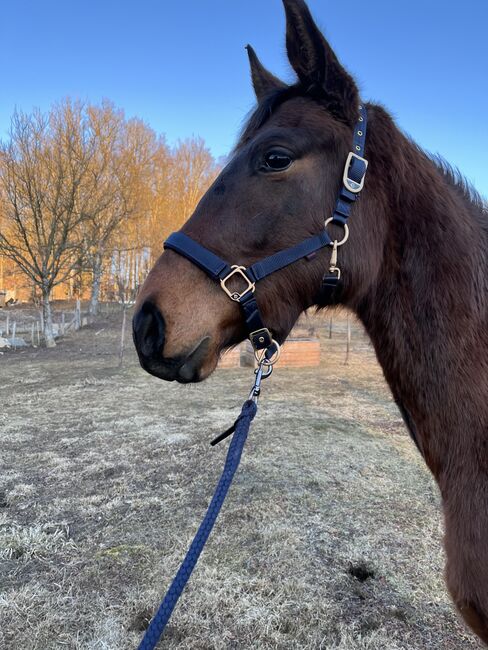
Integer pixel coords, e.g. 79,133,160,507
164,104,368,352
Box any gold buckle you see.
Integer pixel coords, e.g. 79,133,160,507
220,265,255,302
343,152,368,194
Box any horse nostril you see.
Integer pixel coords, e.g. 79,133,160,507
132,301,166,359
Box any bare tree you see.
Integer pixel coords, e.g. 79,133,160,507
0,102,93,346
80,108,168,315
0,105,220,323
77,102,126,316
169,137,218,227
138,136,219,264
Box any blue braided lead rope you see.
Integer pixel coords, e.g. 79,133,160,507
137,399,258,650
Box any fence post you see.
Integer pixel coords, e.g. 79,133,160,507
60,312,65,336
345,314,351,365
31,323,35,346
75,298,81,330
11,321,16,350
6,314,9,336
118,306,127,367
36,321,40,346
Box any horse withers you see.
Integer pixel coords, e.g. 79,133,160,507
132,0,488,644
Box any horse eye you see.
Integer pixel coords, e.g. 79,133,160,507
263,151,293,171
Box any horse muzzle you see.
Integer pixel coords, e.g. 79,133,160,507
132,301,211,383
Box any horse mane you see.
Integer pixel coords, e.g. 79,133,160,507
429,154,488,221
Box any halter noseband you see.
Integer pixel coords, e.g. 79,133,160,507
164,104,368,356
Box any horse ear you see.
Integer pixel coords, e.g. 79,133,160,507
282,0,359,124
246,45,286,102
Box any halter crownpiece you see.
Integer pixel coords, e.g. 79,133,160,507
164,104,368,354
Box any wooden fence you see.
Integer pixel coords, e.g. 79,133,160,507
0,300,98,349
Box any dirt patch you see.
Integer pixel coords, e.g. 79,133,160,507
348,561,377,583
0,308,483,649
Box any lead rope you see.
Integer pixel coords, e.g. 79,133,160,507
137,358,274,650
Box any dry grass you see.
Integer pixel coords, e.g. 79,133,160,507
0,309,483,649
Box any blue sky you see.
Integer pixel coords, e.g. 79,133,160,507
1,0,487,198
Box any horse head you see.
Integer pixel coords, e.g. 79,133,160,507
133,0,384,382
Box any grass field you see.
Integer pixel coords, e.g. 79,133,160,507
0,307,483,649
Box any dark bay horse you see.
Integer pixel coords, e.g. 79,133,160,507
132,0,488,644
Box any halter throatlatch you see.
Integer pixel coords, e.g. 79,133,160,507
164,105,368,354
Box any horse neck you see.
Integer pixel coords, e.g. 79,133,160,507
355,106,488,484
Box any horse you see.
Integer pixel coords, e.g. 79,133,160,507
132,0,488,644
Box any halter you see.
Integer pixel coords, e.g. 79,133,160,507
164,104,368,357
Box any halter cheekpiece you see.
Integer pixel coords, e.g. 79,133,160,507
164,104,368,358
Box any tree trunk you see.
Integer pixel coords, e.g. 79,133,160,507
89,254,103,317
41,285,56,348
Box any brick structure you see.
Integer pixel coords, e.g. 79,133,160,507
217,346,241,368
240,337,321,368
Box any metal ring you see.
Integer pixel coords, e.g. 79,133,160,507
324,218,350,247
254,340,281,366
